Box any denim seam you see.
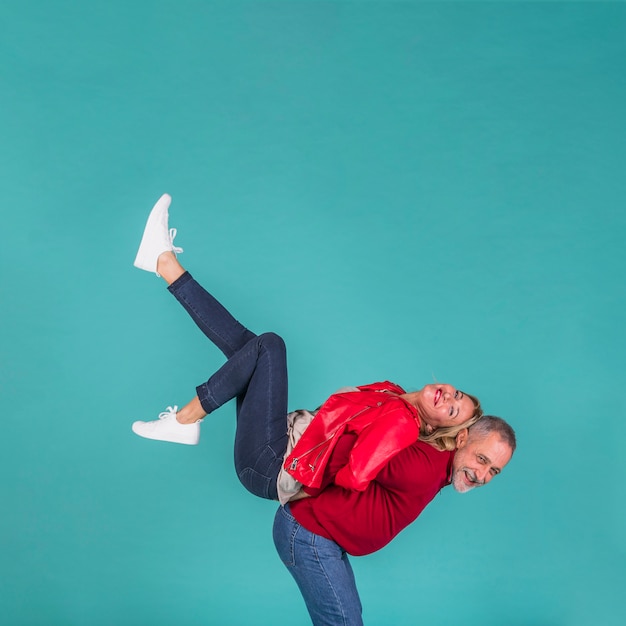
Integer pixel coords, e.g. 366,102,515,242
288,510,298,566
265,335,276,443
312,535,350,626
237,466,272,499
169,271,254,358
197,381,220,413
202,340,252,411
176,290,240,357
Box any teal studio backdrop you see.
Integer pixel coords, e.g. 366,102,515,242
1,1,624,625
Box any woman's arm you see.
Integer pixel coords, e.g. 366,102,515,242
334,404,420,491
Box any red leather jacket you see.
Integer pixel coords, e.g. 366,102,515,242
284,381,421,491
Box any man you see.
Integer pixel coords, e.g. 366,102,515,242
273,415,516,625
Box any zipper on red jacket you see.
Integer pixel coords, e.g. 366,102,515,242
288,403,379,472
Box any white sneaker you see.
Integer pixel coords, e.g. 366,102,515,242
132,406,200,445
133,193,183,274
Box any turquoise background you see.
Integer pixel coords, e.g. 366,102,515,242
1,1,624,624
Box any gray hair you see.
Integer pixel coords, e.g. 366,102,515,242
468,415,517,453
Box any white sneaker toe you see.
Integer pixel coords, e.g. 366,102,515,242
133,194,183,273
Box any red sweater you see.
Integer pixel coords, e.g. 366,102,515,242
290,432,454,556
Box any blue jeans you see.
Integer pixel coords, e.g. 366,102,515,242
273,504,363,626
169,271,288,500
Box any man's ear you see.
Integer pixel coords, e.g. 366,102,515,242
455,428,469,449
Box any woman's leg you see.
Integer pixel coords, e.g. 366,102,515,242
134,254,288,499
195,330,289,499
140,330,289,498
273,505,363,626
164,253,289,497
134,196,257,364
160,253,256,359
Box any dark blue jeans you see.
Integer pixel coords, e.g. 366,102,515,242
168,271,288,500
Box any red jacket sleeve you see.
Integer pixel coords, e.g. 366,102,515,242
334,401,420,491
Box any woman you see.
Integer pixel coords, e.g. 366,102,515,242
131,194,483,623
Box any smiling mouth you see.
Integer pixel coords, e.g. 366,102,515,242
434,388,442,406
464,470,483,486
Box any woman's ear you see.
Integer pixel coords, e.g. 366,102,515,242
455,428,469,449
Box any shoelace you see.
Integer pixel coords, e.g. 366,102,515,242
169,228,183,254
157,405,203,425
158,406,179,419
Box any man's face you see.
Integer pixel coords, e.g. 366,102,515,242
451,431,513,493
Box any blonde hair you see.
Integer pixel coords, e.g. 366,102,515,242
419,392,483,451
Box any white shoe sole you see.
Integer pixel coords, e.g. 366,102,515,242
131,419,200,445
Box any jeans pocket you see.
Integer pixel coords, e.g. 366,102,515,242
238,466,273,499
237,445,282,500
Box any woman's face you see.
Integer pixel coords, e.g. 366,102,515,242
417,383,475,428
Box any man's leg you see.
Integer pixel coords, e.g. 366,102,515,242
273,505,363,626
